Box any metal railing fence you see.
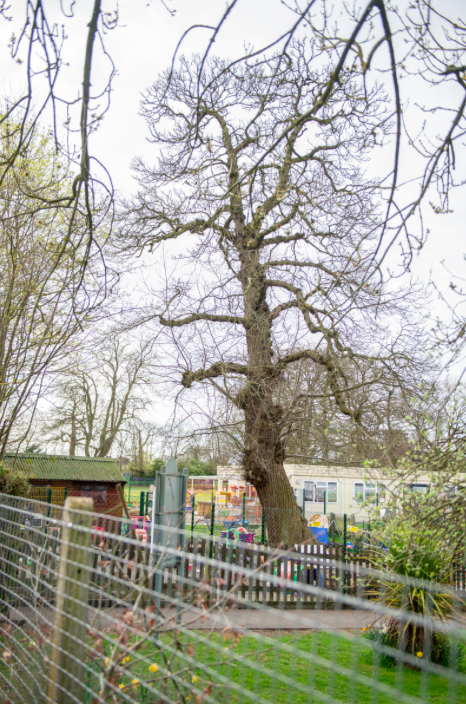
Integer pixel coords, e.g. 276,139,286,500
0,493,465,703
28,486,373,549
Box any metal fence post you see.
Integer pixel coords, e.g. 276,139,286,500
47,496,94,704
242,492,246,527
323,490,327,515
342,513,347,596
261,507,266,544
139,491,144,516
210,500,216,539
302,488,305,517
191,495,196,543
209,501,216,560
342,513,347,560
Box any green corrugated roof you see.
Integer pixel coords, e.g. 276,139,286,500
2,453,126,483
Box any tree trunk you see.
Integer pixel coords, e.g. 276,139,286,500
138,430,144,474
242,394,315,547
69,402,77,456
239,249,317,547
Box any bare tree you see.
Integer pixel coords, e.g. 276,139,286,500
277,356,466,470
184,0,466,271
119,46,425,546
274,358,410,468
45,336,157,457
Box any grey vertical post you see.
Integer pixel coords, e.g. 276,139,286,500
47,497,94,704
210,501,216,547
177,467,188,621
151,459,188,629
191,495,196,545
342,513,347,596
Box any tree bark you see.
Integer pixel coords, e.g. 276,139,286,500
138,429,144,473
243,396,312,547
238,249,315,547
69,401,77,456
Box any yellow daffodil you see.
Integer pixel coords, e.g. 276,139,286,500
149,663,158,673
132,679,140,689
104,658,110,666
121,656,131,664
192,676,198,683
362,627,366,631
118,684,125,689
416,652,423,658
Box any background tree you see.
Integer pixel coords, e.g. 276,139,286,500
0,122,109,456
0,463,30,496
1,0,116,238
120,46,424,546
276,356,433,468
183,350,441,473
45,336,156,457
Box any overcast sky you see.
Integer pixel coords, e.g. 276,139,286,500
1,0,465,361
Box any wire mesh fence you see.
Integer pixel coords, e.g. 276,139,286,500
23,488,466,592
0,492,465,703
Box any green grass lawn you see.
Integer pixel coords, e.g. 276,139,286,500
112,629,465,704
2,626,464,703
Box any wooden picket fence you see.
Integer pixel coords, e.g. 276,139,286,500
9,523,466,611
85,537,363,608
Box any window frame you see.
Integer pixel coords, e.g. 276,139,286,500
353,482,385,503
303,480,338,504
409,483,429,495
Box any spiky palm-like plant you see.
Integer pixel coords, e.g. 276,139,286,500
367,521,458,666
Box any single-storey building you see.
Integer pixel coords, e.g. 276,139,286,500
217,463,438,519
3,452,127,517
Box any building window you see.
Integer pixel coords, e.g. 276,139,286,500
409,484,429,494
304,481,314,502
354,482,385,503
304,480,337,503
